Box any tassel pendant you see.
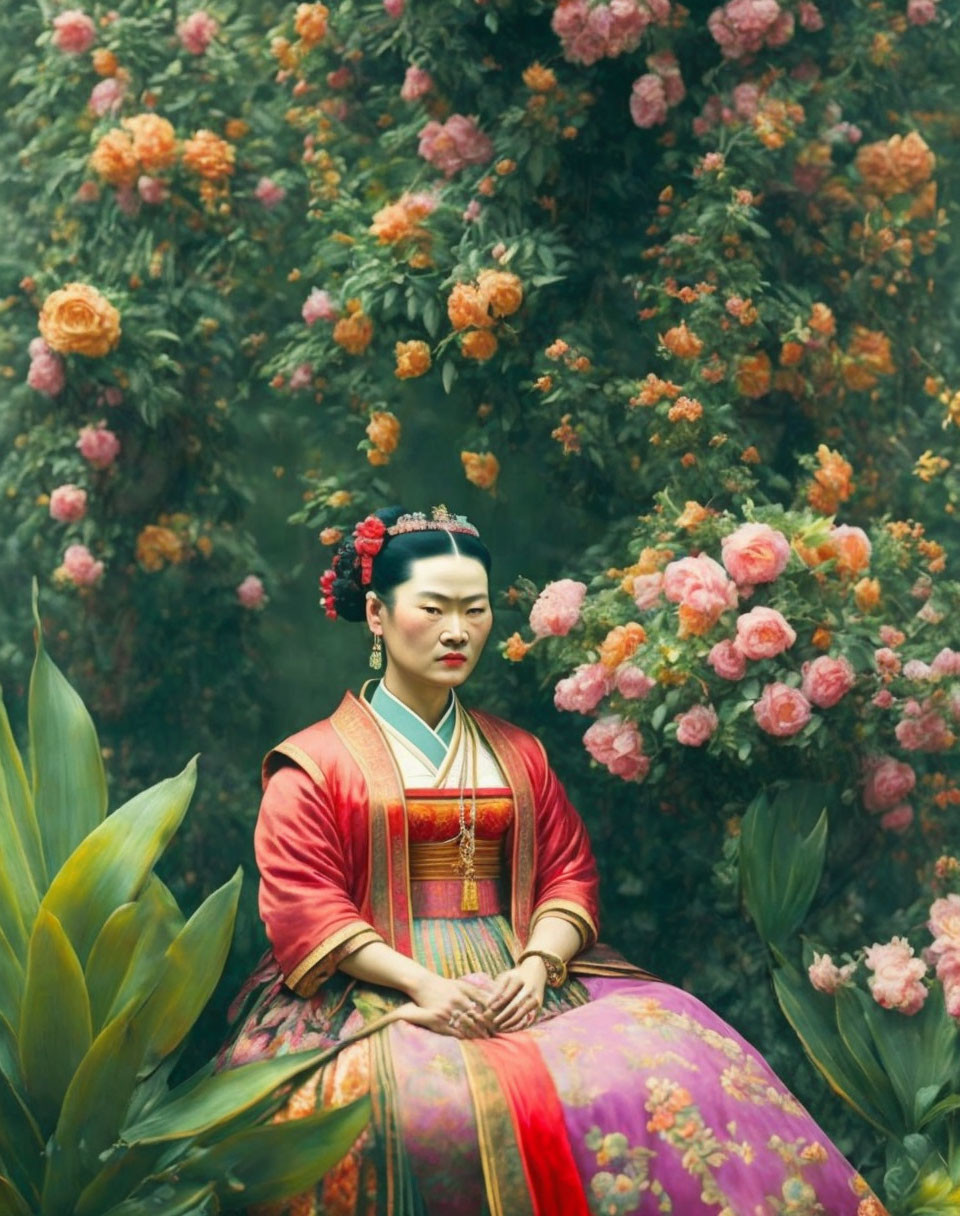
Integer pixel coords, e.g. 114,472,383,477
461,878,479,913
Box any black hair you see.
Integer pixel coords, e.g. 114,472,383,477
329,505,493,623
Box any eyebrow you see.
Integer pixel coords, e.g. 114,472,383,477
416,591,489,603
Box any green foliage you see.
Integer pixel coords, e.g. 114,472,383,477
0,587,368,1214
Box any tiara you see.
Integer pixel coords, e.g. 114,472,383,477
318,504,480,616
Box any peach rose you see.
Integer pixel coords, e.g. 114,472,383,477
181,129,236,179
661,322,703,358
76,422,120,470
294,2,330,47
554,663,614,713
708,638,747,681
461,329,498,360
801,654,856,708
632,572,664,610
863,937,927,1015
753,682,812,737
121,113,178,174
136,524,185,571
89,129,140,186
529,579,586,638
721,522,790,585
394,339,431,379
583,714,650,782
828,524,872,576
57,543,104,587
808,952,856,994
236,574,266,608
39,283,121,357
461,450,500,490
735,605,796,660
599,622,646,669
333,309,374,355
735,351,772,398
53,10,96,54
675,704,718,747
366,410,400,455
476,269,524,318
447,283,494,331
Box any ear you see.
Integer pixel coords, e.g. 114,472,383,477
365,589,384,634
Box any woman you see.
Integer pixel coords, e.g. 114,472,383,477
218,504,887,1216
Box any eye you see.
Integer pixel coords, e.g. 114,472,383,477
468,607,487,615
422,606,442,615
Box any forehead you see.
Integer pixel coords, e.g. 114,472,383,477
397,553,489,597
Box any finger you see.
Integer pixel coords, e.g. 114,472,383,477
499,1005,539,1034
493,990,537,1027
461,1006,494,1037
485,977,522,1013
460,980,496,1006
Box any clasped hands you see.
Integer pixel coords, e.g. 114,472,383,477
397,957,547,1038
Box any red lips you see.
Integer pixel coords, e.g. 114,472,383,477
439,654,467,664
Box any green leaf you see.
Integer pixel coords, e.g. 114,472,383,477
834,989,905,1136
29,585,107,879
84,902,150,1032
422,296,440,338
0,1177,32,1216
0,1066,43,1205
178,1098,371,1206
0,930,23,1034
441,360,457,394
0,682,44,926
772,966,897,1136
101,1181,217,1216
104,877,184,1026
740,783,828,948
19,909,92,1137
136,869,242,1074
42,757,197,968
0,1014,20,1093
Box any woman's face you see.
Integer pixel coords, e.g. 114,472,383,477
366,552,493,690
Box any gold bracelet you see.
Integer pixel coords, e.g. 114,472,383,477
518,948,568,988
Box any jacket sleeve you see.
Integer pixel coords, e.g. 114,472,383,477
255,758,384,996
529,737,600,951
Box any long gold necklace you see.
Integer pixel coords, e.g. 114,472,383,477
455,709,480,912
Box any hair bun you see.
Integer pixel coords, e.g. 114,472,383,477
327,504,409,622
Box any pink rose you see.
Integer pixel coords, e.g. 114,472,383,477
928,894,960,960
177,10,218,54
75,180,101,204
708,638,747,681
732,82,760,119
401,65,434,101
629,73,668,128
808,952,856,994
27,350,66,396
753,682,812,737
801,655,855,708
903,659,934,681
418,115,493,178
137,175,170,205
384,0,405,15
646,50,685,106
735,606,796,660
675,704,718,747
880,804,914,833
862,754,916,813
872,689,894,709
878,625,905,647
797,1,824,29
662,553,738,613
874,647,902,679
49,484,88,524
89,77,126,117
59,543,104,587
529,579,587,638
895,709,954,752
255,177,287,209
288,362,314,391
76,422,120,470
462,199,482,223
907,0,938,24
583,714,650,782
554,663,614,713
720,522,790,585
302,287,338,325
614,663,656,700
236,574,266,609
863,937,927,1015
53,10,96,54
632,572,664,611
932,648,960,677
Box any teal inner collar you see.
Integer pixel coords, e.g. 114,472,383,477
367,678,455,768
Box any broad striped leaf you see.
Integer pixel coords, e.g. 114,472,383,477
0,1067,43,1206
0,1176,32,1216
105,877,184,1025
0,680,44,898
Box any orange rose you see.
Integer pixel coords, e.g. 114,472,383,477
447,282,494,331
855,131,935,198
779,341,804,366
599,622,646,668
89,129,139,187
225,118,250,141
181,129,236,179
461,450,500,490
136,525,186,572
476,269,524,318
667,396,703,423
38,282,121,357
121,113,177,174
853,577,881,612
661,322,703,359
319,526,343,545
675,500,709,529
294,2,330,47
92,48,118,76
735,351,772,398
326,489,353,507
394,339,431,379
830,528,872,577
808,303,836,336
504,631,532,661
366,410,400,456
370,200,422,244
842,326,895,391
333,309,374,355
461,329,498,360
811,627,832,649
523,62,557,92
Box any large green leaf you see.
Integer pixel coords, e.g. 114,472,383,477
858,986,960,1132
0,931,23,1035
135,869,242,1076
0,1015,20,1094
740,782,828,949
834,988,905,1137
177,1097,371,1206
0,1067,43,1206
43,758,197,968
0,1177,32,1216
121,1044,346,1144
0,682,45,901
84,901,149,1032
772,965,895,1135
0,700,40,958
73,1145,172,1216
101,1182,217,1216
18,908,92,1136
104,877,185,1026
28,585,108,879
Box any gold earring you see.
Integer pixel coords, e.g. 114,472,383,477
369,634,383,670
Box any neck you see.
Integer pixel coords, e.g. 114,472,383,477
380,668,452,730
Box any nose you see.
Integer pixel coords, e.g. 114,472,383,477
442,612,467,643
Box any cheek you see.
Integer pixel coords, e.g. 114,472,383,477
392,608,435,646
